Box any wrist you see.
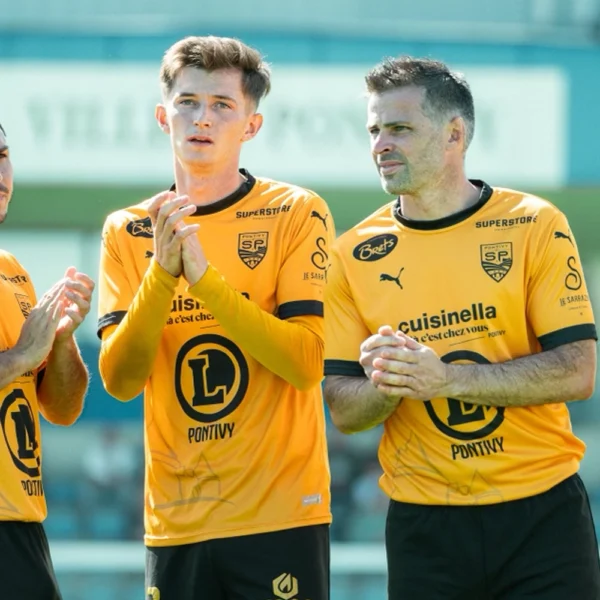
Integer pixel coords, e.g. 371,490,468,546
52,332,76,348
149,258,181,287
154,257,181,279
442,363,462,398
6,345,36,375
187,262,208,287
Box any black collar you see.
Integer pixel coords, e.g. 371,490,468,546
393,180,494,230
168,169,256,216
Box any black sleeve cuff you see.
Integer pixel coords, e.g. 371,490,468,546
324,359,365,377
278,300,323,320
538,323,598,351
97,310,127,338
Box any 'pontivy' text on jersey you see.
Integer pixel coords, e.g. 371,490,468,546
325,182,597,505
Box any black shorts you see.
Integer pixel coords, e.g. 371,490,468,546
145,524,330,600
386,473,600,600
0,521,62,600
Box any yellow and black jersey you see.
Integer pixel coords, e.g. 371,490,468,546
0,251,45,522
98,171,333,545
325,181,597,506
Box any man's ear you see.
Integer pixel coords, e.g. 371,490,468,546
242,113,263,142
155,104,170,134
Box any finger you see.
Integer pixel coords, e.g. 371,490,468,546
371,369,417,390
51,296,66,322
155,197,192,237
163,204,196,234
72,272,95,291
175,224,201,240
38,281,66,309
41,279,67,301
361,334,405,353
64,266,77,279
65,290,91,314
379,346,419,362
147,191,177,224
182,230,202,248
65,280,94,299
395,331,422,351
359,345,402,368
373,382,414,398
64,307,83,326
378,325,396,337
373,357,418,373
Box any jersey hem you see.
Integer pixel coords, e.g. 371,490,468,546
143,515,332,547
383,463,580,506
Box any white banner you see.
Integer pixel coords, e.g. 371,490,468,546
0,62,567,187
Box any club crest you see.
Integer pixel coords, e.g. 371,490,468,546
480,242,513,282
238,232,269,269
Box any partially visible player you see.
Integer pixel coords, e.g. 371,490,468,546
0,122,94,599
97,36,333,600
324,57,599,599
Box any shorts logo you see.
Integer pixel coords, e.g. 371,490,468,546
14,293,32,317
424,351,504,441
0,389,40,477
238,232,268,269
175,334,249,423
146,587,160,600
272,573,299,600
126,216,153,238
353,234,398,262
480,242,512,282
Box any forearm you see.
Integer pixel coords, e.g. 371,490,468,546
0,349,32,390
445,341,596,407
324,375,401,434
189,266,323,390
99,260,178,401
38,336,88,426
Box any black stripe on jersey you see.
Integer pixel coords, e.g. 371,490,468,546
278,300,324,319
97,310,127,338
538,323,598,351
324,359,365,377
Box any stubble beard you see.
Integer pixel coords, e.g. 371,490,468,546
380,171,413,197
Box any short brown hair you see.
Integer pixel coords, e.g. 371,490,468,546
366,56,475,148
160,36,271,107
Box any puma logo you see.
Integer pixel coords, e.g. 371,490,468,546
554,231,573,245
380,268,404,289
310,210,328,230
145,250,154,259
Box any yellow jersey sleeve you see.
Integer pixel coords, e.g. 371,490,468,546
324,245,371,377
527,210,597,349
276,193,334,318
188,265,324,389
